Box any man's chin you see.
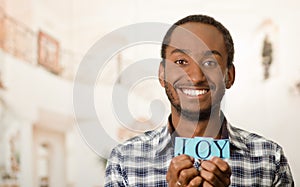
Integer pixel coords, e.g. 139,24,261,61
179,108,212,122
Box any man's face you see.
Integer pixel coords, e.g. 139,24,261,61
159,22,235,121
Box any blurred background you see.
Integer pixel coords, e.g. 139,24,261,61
0,0,300,186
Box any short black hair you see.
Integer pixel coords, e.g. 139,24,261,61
161,14,234,67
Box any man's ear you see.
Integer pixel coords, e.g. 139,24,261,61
159,62,165,87
226,64,235,89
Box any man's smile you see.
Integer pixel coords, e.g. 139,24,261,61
181,88,209,97
174,84,213,99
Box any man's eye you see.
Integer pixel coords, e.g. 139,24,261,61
174,59,188,65
202,60,218,68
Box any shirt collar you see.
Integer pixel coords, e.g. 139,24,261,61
226,122,249,152
167,113,229,139
154,121,173,156
156,113,249,156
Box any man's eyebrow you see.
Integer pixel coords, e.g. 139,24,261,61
204,50,223,58
170,48,192,55
170,48,223,59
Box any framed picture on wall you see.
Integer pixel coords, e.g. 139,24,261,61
37,31,61,74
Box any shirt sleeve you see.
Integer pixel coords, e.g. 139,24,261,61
104,147,128,187
273,146,294,186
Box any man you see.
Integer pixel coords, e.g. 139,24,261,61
105,15,294,186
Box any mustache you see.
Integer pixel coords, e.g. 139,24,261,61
172,80,214,89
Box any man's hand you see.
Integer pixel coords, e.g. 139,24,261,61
200,157,231,187
166,155,203,186
167,155,231,187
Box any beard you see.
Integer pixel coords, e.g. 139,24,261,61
164,81,215,122
175,103,212,122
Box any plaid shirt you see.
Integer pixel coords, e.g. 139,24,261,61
105,118,294,186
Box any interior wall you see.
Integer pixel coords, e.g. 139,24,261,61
1,0,299,186
69,0,300,183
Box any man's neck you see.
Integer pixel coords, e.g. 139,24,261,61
171,107,223,138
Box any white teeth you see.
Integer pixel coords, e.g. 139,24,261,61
182,89,208,96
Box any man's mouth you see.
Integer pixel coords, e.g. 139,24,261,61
181,88,209,97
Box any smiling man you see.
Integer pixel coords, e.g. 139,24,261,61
105,15,294,186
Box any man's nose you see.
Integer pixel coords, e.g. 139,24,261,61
187,62,206,83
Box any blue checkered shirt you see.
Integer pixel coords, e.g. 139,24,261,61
105,119,294,186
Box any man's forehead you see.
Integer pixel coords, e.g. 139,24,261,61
166,37,214,57
166,42,211,55
168,26,208,48
166,23,226,57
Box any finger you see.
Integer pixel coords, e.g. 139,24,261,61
171,155,194,169
178,167,199,186
187,176,203,187
211,157,231,176
166,155,194,184
174,154,195,162
201,159,231,185
170,158,194,174
202,181,214,187
200,169,224,187
201,160,222,179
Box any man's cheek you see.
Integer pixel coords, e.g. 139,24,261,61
165,71,185,84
